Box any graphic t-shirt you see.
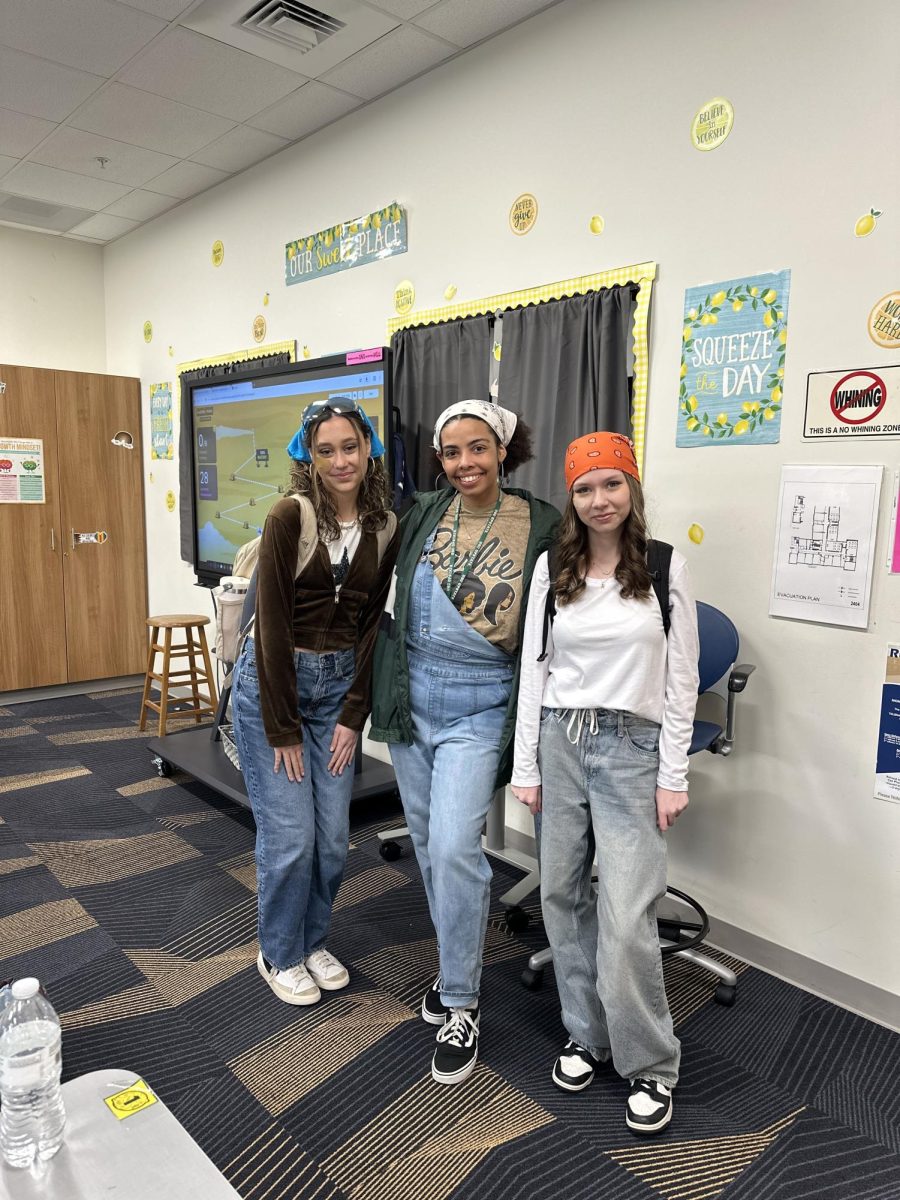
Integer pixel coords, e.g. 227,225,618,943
428,493,531,654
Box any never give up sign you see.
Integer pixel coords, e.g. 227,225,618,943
804,365,900,438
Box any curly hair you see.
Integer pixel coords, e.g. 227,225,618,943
436,411,535,475
287,410,391,542
555,474,652,606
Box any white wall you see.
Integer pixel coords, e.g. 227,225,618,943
0,227,106,372
102,0,900,997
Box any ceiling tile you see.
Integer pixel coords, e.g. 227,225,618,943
102,188,180,220
2,161,131,211
1,0,167,78
68,212,141,241
0,156,18,181
0,109,57,158
0,48,106,123
190,125,289,173
248,80,361,140
366,0,441,16
117,27,307,122
29,126,179,187
414,0,557,47
70,84,236,158
0,190,96,232
321,26,454,100
145,159,229,199
115,0,194,17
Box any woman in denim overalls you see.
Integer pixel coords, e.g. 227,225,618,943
373,400,558,1086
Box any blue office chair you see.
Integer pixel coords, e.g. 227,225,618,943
520,601,756,1007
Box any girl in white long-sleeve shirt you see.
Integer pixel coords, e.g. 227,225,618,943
511,431,699,1138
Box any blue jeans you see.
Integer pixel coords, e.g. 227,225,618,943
539,707,680,1088
232,636,356,970
390,562,513,1008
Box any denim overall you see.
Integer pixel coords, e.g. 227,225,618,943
389,545,514,1008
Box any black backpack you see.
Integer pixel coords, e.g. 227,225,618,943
538,540,673,661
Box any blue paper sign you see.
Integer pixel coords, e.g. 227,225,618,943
677,269,791,447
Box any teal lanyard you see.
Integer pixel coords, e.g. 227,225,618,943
444,492,503,602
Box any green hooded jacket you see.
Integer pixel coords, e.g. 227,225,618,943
369,486,560,789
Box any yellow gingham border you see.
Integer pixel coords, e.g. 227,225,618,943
387,264,656,469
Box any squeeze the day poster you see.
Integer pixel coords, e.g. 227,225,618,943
677,269,791,446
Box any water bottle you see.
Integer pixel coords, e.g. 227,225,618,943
0,978,66,1169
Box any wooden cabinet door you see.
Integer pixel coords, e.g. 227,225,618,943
55,371,148,682
0,364,67,691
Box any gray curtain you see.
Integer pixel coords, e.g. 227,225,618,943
178,351,292,564
391,315,492,492
499,284,639,511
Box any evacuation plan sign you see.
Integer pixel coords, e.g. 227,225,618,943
804,365,900,438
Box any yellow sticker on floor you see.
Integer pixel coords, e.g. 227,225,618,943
104,1079,158,1120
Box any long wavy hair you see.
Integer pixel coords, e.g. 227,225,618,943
288,410,391,542
555,473,652,606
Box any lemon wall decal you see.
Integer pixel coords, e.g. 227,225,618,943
688,523,705,544
444,284,457,300
589,215,605,234
854,209,882,237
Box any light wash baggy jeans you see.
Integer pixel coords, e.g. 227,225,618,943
232,635,356,970
389,559,514,1009
539,706,681,1088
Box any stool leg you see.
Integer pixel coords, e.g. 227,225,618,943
158,627,172,738
139,626,158,732
187,632,203,725
197,627,219,713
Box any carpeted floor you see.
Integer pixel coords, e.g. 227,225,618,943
1,687,898,1200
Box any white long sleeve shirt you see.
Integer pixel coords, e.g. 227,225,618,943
512,549,700,792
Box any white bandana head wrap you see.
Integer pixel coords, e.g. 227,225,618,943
433,400,518,451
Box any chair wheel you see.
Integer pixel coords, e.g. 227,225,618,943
714,983,736,1006
504,906,530,934
151,756,171,778
379,840,402,861
520,967,543,991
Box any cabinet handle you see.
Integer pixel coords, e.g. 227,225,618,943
71,528,76,550
50,528,56,552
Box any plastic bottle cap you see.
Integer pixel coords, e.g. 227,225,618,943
11,978,40,1000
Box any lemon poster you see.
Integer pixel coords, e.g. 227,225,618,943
149,382,174,460
285,202,407,287
677,269,791,447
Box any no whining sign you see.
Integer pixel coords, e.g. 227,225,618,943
804,365,900,438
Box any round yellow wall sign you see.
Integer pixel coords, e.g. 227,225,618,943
509,193,538,235
691,98,734,151
394,280,415,315
252,314,267,343
867,291,900,349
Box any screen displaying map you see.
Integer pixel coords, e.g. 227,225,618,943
191,359,386,580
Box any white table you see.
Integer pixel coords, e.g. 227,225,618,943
0,1069,241,1199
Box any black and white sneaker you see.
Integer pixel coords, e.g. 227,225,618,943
422,975,450,1026
626,1078,673,1135
432,1006,480,1085
552,1039,602,1092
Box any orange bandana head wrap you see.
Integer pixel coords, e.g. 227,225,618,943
564,431,640,492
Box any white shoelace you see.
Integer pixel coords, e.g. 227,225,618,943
564,707,599,746
436,1008,478,1048
306,949,342,977
629,1079,671,1116
276,962,315,991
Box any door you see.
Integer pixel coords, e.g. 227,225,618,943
55,371,148,682
0,364,67,691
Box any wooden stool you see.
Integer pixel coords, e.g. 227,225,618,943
139,615,219,737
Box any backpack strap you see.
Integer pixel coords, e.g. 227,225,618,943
375,511,398,566
646,539,673,636
537,543,559,662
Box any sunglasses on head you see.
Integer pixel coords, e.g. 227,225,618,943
300,397,360,433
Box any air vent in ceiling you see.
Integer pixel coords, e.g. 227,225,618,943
239,1,346,53
0,193,95,232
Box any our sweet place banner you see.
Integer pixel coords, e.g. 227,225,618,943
285,202,407,287
677,269,791,447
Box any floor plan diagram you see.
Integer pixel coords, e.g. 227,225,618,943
789,496,858,570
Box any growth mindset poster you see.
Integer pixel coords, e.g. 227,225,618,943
677,269,791,446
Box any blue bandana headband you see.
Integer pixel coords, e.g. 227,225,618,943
286,397,386,463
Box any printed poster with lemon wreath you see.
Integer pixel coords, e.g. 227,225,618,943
677,269,791,447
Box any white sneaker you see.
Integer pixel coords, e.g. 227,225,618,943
305,948,350,991
257,951,320,1005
